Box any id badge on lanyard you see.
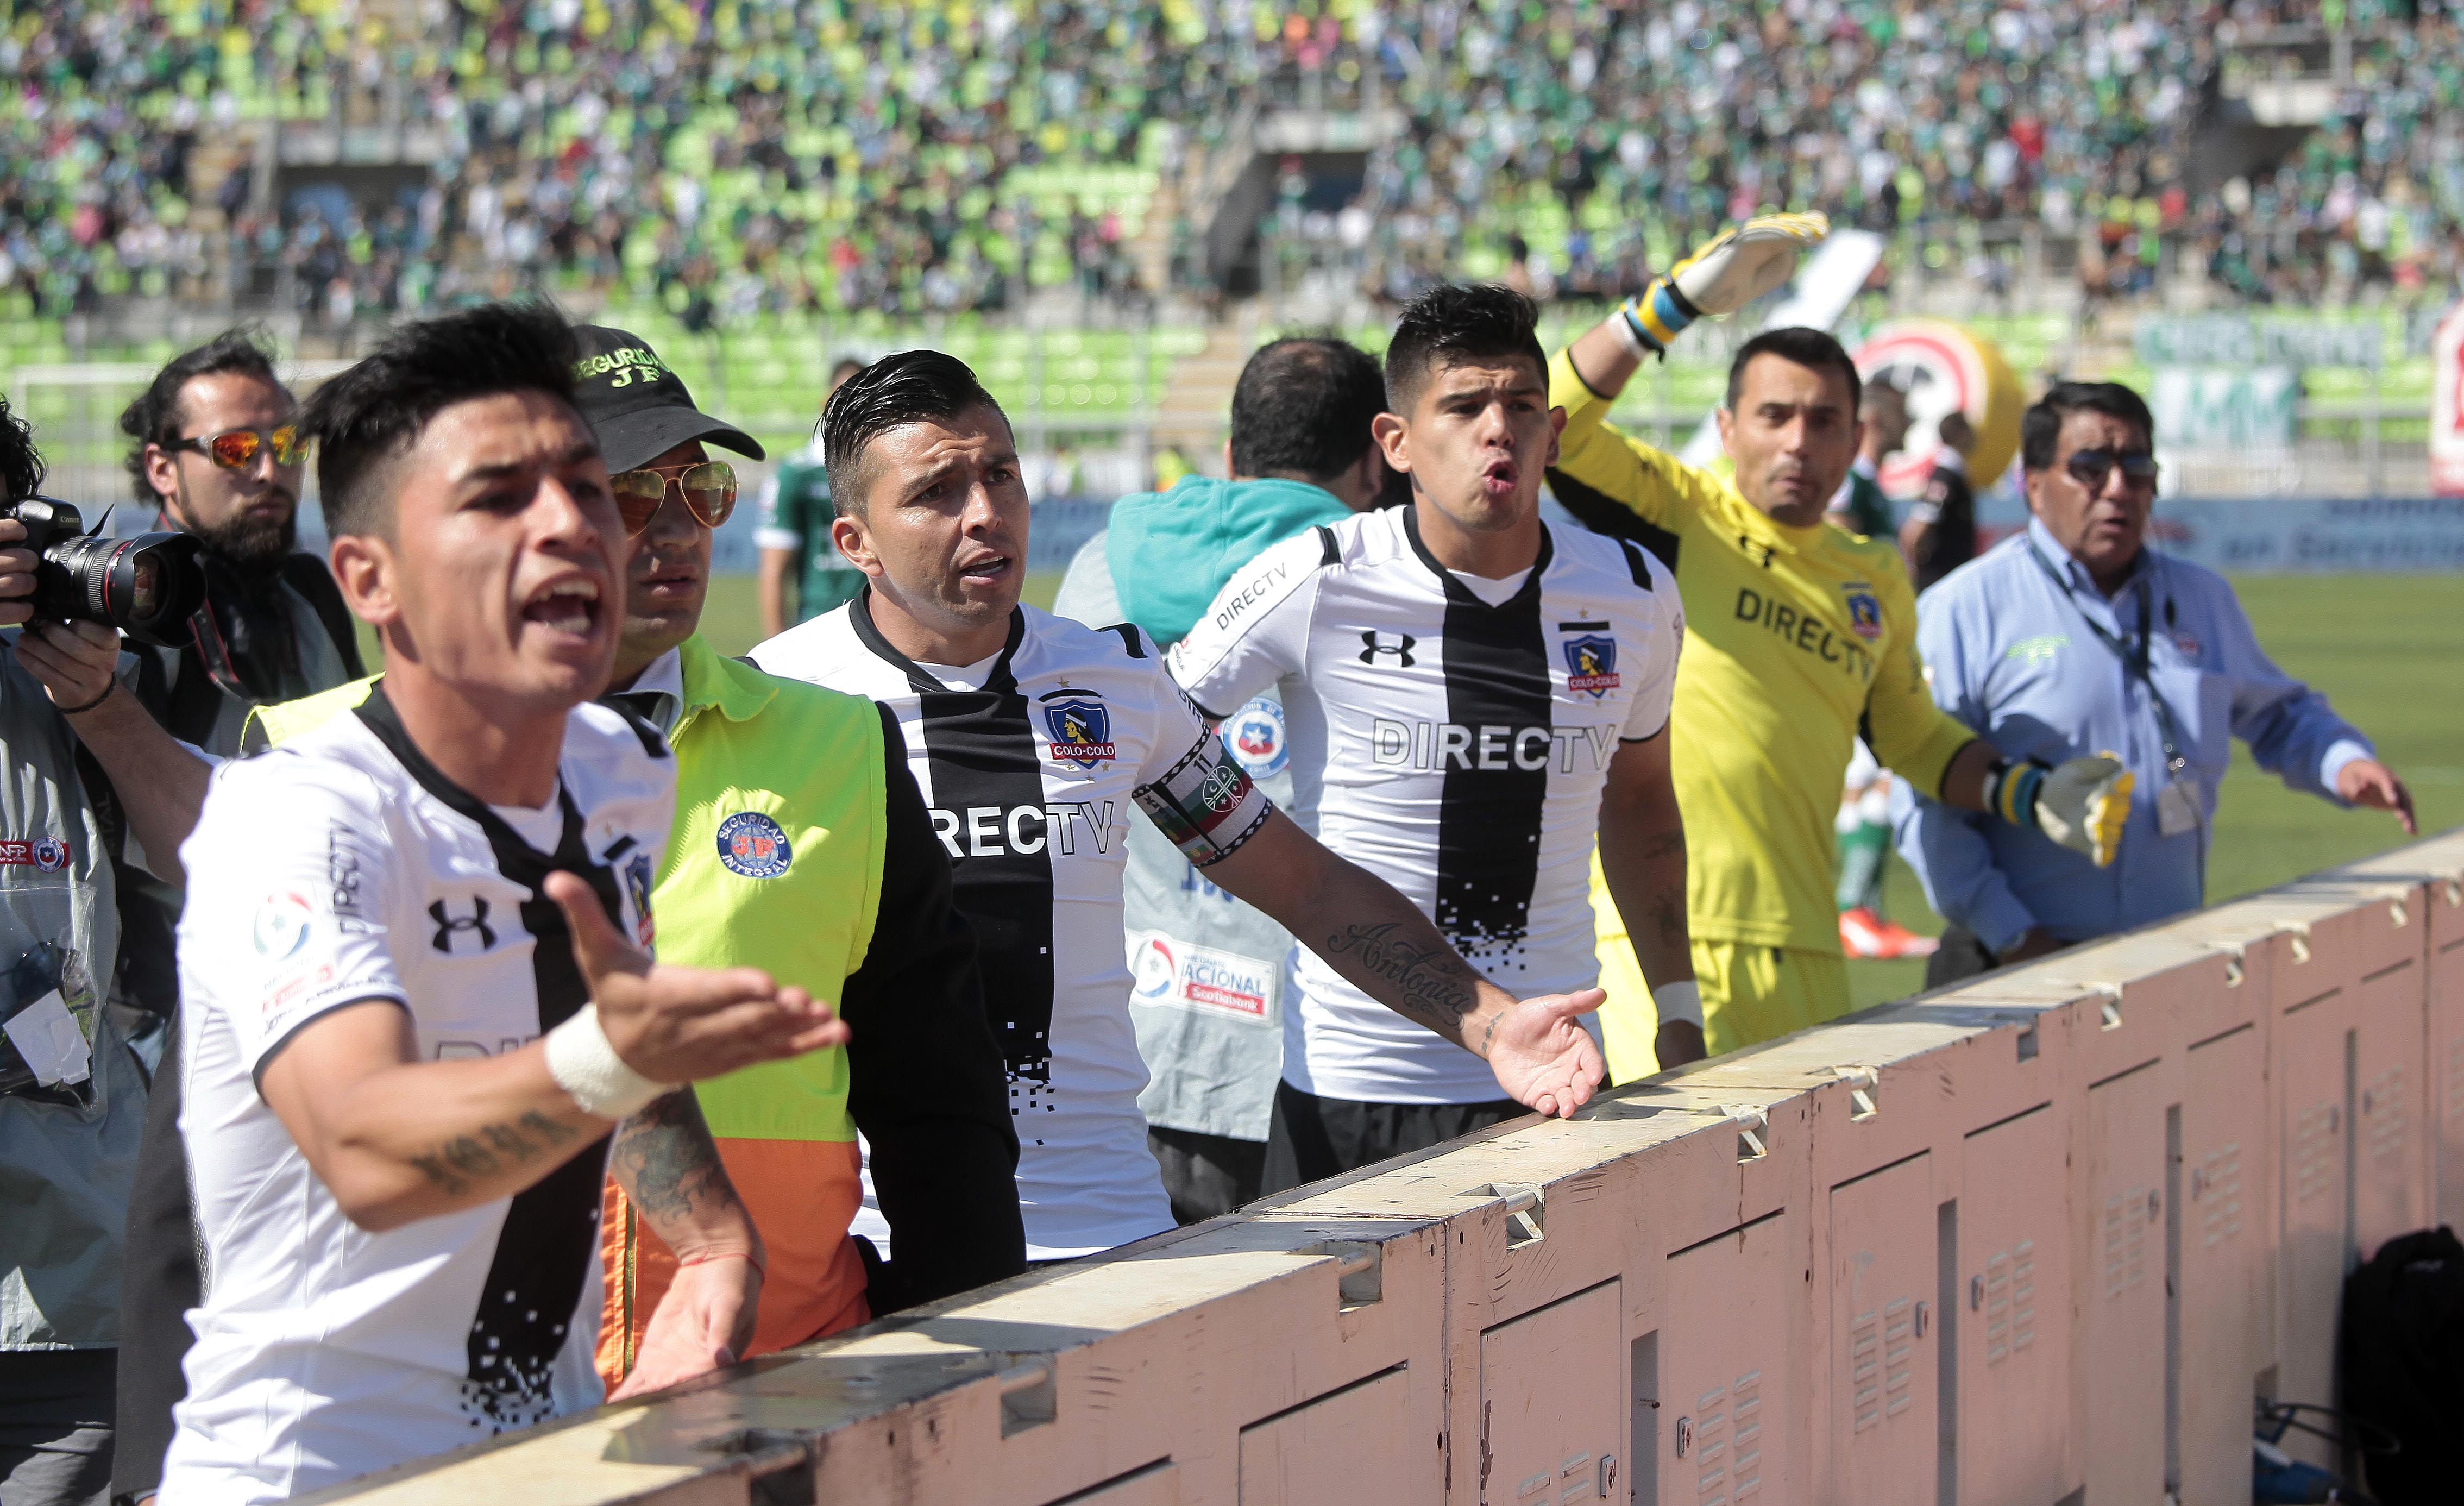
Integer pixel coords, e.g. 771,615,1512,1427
2155,765,2202,837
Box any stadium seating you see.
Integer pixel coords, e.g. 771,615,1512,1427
7,0,2464,334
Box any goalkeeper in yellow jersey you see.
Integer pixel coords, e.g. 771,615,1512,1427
1550,216,2133,1076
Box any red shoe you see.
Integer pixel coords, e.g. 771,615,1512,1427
1839,907,1940,959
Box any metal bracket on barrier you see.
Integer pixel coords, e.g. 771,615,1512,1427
1307,1239,1384,1307
2443,875,2462,908
2277,921,2312,965
2088,984,2126,1032
1724,1106,1770,1162
1831,1066,1880,1120
700,1430,814,1506
2203,940,2249,988
2388,895,2409,929
996,1358,1057,1436
1464,1183,1545,1247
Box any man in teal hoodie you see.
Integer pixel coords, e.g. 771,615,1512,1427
1053,336,1393,1221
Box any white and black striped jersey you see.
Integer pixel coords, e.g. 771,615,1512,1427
751,599,1271,1258
165,689,672,1504
1169,505,1682,1105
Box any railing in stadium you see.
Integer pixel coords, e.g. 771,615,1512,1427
305,829,2464,1506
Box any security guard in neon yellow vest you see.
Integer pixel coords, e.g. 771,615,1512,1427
246,327,1024,1384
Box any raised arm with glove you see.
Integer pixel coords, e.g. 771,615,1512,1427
1613,212,1833,360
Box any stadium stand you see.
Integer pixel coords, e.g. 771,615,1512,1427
5,0,2464,334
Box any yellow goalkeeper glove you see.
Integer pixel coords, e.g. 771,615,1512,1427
1617,210,1832,357
1986,753,2134,868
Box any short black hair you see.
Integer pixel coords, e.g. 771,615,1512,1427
299,303,581,538
1382,284,1548,413
1229,336,1387,481
1726,327,1862,416
2021,381,2154,470
1,395,44,504
118,329,290,503
821,350,1006,514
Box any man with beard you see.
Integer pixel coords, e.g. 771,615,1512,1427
117,331,367,752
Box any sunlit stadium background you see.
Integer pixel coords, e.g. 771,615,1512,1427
5,0,2460,995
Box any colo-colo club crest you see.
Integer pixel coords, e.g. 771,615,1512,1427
1561,629,1621,699
1843,582,1883,642
1041,690,1116,770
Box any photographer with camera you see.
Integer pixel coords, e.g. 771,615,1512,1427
3,335,366,1505
0,396,203,1506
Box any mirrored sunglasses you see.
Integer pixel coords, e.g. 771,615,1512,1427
609,460,737,535
2063,447,2159,492
171,426,307,469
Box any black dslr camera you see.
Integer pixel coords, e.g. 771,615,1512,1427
4,496,205,647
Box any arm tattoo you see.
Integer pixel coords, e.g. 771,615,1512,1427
1322,921,1480,1034
1637,830,1687,862
1652,890,1687,946
410,1110,579,1195
609,1089,743,1227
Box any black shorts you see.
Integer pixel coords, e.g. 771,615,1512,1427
1261,1081,1523,1195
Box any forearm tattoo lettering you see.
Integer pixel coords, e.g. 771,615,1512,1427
410,1110,579,1196
1323,920,1481,1036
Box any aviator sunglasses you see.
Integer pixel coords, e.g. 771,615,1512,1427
2063,446,2159,493
610,460,738,535
167,425,307,469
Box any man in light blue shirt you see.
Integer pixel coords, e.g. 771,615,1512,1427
1896,380,2415,984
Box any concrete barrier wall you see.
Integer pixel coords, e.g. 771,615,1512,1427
311,830,2464,1506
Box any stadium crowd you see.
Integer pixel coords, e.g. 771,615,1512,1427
10,0,2464,325
0,214,2419,1505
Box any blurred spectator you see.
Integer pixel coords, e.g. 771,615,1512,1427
9,0,2464,321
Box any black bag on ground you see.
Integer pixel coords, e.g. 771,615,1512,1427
2339,1225,2464,1504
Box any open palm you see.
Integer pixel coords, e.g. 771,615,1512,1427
1485,988,1608,1119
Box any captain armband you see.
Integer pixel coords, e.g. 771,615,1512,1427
1135,735,1272,868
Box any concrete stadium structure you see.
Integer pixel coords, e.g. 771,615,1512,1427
306,830,2464,1506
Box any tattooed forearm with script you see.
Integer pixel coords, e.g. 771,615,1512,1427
410,1110,579,1196
1321,921,1491,1043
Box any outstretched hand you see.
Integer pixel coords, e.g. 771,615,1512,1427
2336,758,2417,836
1483,987,1607,1119
609,1251,760,1401
545,871,848,1085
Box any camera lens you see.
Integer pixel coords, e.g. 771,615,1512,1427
33,531,205,647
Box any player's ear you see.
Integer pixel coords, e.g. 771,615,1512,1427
329,532,400,629
1715,405,1737,460
1547,405,1566,467
828,511,884,579
1371,411,1411,474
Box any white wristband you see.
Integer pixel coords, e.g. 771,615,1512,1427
1612,304,1652,359
1650,981,1705,1030
544,1005,667,1120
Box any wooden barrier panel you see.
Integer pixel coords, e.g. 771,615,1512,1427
309,831,2464,1506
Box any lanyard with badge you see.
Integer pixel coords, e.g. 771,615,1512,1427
2025,542,2204,838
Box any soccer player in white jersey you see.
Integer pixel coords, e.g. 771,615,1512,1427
162,305,849,1504
753,351,1604,1257
1168,285,1698,1188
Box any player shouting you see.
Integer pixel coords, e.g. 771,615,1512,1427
1169,285,1695,1186
752,350,1604,1255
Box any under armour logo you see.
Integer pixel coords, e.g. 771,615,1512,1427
430,897,497,954
1359,631,1418,667
1740,534,1774,568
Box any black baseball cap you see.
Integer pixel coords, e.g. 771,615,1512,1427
567,324,764,473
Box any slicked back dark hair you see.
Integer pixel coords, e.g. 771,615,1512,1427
2021,381,2154,470
1382,284,1548,413
299,302,582,539
1726,327,1863,416
118,328,290,503
1,395,45,504
1229,336,1386,481
822,349,1006,514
